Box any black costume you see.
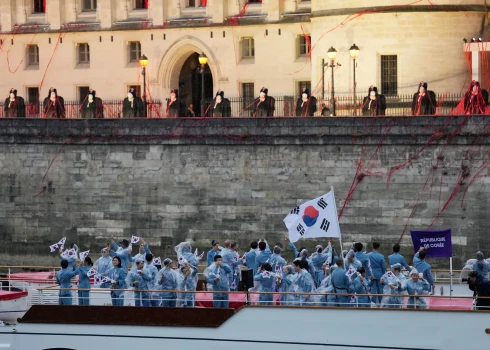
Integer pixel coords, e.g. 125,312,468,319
411,82,436,116
463,81,488,115
122,88,144,118
166,88,184,118
362,86,386,116
295,88,317,117
4,88,25,118
212,90,232,118
321,104,330,116
81,90,103,119
253,87,275,117
43,87,65,118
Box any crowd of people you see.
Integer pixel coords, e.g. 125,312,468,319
54,236,490,309
5,80,489,119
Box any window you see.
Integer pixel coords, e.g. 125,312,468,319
298,81,311,94
128,85,141,97
129,41,142,63
242,83,255,113
27,45,40,67
27,87,40,104
77,43,90,65
298,35,311,56
78,86,90,103
381,55,397,95
187,0,207,7
242,38,255,58
83,0,97,11
134,0,148,9
33,0,45,13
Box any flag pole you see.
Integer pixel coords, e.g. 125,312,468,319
331,186,343,254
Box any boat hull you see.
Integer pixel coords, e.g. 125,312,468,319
0,305,488,350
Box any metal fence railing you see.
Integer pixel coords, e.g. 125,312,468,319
0,94,465,118
0,100,163,119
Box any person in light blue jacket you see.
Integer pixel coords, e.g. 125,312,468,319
368,242,386,305
77,257,93,306
157,258,178,307
56,259,80,305
206,240,221,267
244,241,258,276
473,251,489,279
353,267,372,308
94,247,112,288
253,263,275,306
128,258,152,307
278,265,298,305
255,241,273,275
406,269,430,309
388,244,412,272
269,246,286,275
413,248,435,295
330,258,354,307
220,241,242,290
292,259,314,305
132,239,151,270
206,255,233,308
178,263,198,307
145,254,160,307
344,250,362,274
311,243,332,287
108,256,127,306
109,238,132,272
354,242,371,279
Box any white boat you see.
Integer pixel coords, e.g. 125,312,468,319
0,290,28,323
0,305,488,350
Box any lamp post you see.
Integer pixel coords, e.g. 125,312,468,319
349,44,360,116
139,54,149,118
198,52,208,117
327,47,338,116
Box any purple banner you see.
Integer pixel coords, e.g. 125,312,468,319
410,229,452,258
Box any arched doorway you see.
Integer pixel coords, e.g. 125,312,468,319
178,53,213,116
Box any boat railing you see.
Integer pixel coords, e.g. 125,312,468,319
31,285,488,310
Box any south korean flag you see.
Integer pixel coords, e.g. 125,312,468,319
283,188,341,243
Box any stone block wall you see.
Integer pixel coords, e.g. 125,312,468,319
0,116,489,268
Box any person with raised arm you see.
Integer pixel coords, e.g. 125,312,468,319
56,259,80,305
368,242,386,305
109,236,132,272
206,240,221,267
388,244,412,272
94,247,112,288
413,247,435,295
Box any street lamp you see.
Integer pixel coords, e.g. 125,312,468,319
139,54,149,118
327,47,339,116
349,44,360,116
198,52,208,117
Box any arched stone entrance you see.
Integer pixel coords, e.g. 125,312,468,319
158,36,221,116
178,53,213,116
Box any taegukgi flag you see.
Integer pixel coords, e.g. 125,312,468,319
284,190,341,243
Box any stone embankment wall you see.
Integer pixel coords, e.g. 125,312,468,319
0,117,488,268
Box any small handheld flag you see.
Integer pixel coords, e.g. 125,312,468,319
242,254,247,263
153,257,162,265
58,237,66,246
194,248,198,257
231,279,237,290
94,274,102,285
49,244,59,253
197,252,204,260
61,248,77,259
87,268,97,277
131,236,140,244
275,264,280,273
79,250,90,261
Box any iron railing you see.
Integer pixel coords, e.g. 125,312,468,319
0,100,163,119
0,94,466,118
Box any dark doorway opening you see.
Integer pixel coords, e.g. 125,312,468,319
178,52,213,116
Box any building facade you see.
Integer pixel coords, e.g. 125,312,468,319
0,0,487,114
